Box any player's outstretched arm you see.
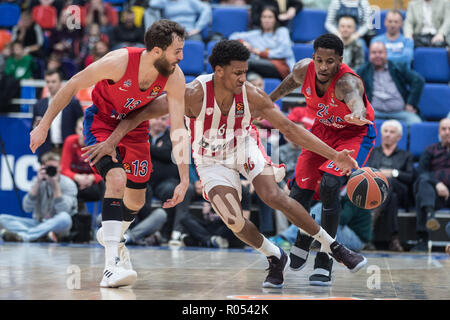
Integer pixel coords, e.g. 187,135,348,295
162,66,190,208
269,58,310,102
336,74,373,126
249,84,358,175
30,49,128,153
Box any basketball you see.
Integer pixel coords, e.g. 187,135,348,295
346,167,389,210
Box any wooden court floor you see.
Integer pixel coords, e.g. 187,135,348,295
0,242,449,300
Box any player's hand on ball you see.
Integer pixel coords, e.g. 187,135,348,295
29,124,49,153
344,114,373,126
163,181,189,208
334,149,358,175
81,140,117,166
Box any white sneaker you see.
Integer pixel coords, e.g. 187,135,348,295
100,258,137,288
97,228,133,270
211,235,229,248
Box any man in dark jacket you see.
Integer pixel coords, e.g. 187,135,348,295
31,69,83,161
412,118,450,251
110,10,145,50
367,119,415,251
356,42,424,126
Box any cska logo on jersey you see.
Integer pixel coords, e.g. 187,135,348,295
305,87,311,97
149,85,162,97
235,102,244,117
123,163,132,174
123,79,132,87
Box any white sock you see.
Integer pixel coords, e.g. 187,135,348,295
121,219,134,239
312,227,335,255
102,220,122,266
257,236,281,259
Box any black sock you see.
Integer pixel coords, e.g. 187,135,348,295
123,205,137,222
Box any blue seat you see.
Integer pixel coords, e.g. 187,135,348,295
291,9,327,43
418,83,450,120
0,3,20,27
185,75,196,83
373,119,408,150
178,40,205,76
103,0,125,4
263,78,282,106
409,122,439,158
206,40,217,73
413,47,449,83
292,43,314,61
211,7,248,39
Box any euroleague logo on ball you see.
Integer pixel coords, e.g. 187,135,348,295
347,167,389,210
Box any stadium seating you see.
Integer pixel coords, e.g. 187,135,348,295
373,119,408,150
292,43,314,61
62,58,79,79
263,78,282,106
0,3,21,28
409,121,439,158
211,7,248,39
418,83,450,121
291,9,327,43
413,47,449,83
178,40,205,76
185,75,196,83
32,5,57,30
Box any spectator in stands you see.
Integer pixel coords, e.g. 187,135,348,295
147,0,211,41
366,120,415,252
4,41,36,80
371,10,414,67
31,0,58,31
404,0,449,47
84,39,109,67
148,114,195,245
78,23,109,68
61,117,105,215
84,0,118,34
230,6,295,79
31,69,83,161
250,0,303,28
11,11,44,59
325,0,372,46
180,201,233,248
356,42,424,126
46,53,68,80
110,9,145,50
338,15,365,70
412,118,450,251
0,151,77,242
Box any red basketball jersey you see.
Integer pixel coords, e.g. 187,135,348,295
301,61,374,130
91,47,168,138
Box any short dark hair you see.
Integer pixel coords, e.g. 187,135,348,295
313,33,344,57
144,19,186,51
386,10,403,20
338,15,357,26
44,69,62,80
208,40,250,71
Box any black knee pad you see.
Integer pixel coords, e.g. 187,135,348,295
289,180,315,212
319,173,345,208
94,148,123,181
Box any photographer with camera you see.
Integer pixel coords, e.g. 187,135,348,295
0,152,78,242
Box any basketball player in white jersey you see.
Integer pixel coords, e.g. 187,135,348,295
83,40,368,288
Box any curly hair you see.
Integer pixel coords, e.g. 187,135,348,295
208,40,250,71
313,33,344,57
144,19,186,51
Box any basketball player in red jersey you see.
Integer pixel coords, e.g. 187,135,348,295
83,40,368,289
269,34,375,286
29,20,190,288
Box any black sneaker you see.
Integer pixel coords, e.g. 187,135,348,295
2,230,23,242
410,239,428,252
289,230,314,271
330,241,367,273
262,248,290,288
309,252,333,286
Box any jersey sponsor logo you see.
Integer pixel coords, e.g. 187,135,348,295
149,85,162,97
301,177,309,182
235,102,244,117
118,87,128,92
123,162,132,174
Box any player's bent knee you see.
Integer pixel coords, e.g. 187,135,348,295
105,169,127,194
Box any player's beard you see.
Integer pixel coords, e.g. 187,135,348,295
154,55,176,77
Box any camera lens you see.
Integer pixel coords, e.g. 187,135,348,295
45,166,57,177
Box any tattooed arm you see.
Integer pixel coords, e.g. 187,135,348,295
269,58,311,102
335,73,373,126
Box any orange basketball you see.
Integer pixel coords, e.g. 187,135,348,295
346,167,389,210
